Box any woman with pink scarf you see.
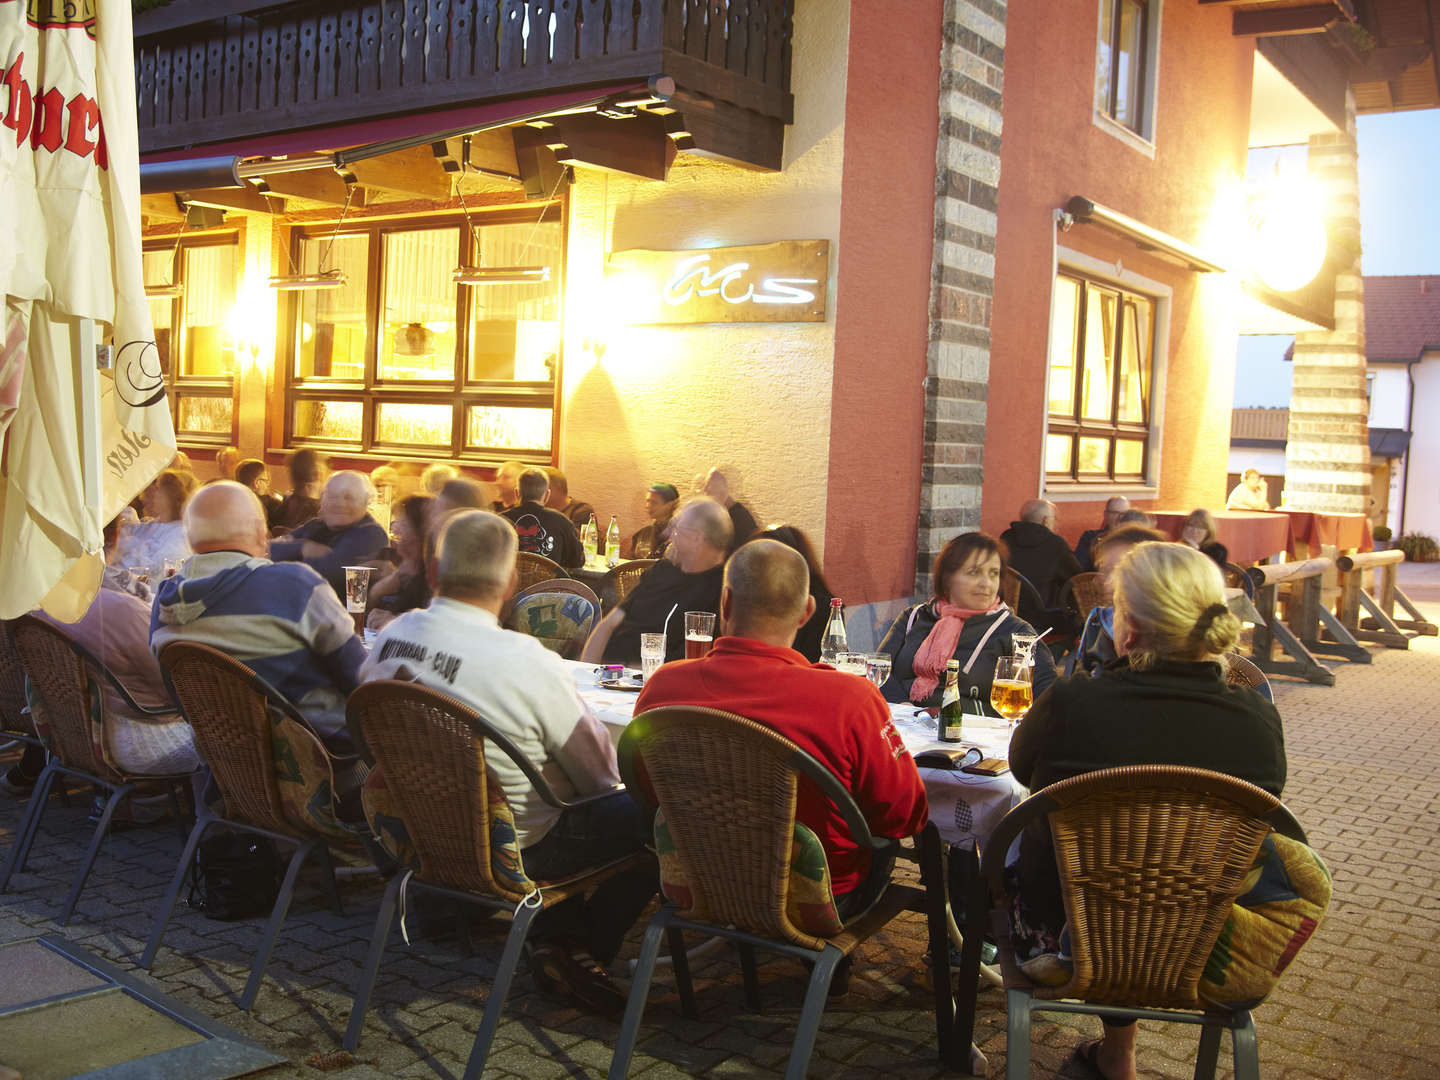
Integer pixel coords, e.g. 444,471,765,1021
877,532,1056,712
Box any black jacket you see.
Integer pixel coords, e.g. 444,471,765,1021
1000,520,1082,609
502,501,584,568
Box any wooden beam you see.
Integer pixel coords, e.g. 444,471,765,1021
178,186,273,215
545,112,678,182
1234,5,1342,36
253,170,360,207
344,146,452,200
140,192,188,223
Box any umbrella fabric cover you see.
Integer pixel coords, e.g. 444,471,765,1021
0,1,177,620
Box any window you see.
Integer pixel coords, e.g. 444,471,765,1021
283,205,563,461
1095,0,1157,141
142,233,240,443
1046,273,1155,484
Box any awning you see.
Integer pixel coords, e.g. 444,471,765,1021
1370,427,1411,458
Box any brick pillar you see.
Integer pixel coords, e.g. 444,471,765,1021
918,0,1005,595
1285,91,1369,514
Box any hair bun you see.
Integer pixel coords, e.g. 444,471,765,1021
1197,602,1228,628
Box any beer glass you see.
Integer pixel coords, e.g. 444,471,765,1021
864,653,892,689
989,657,1032,725
684,611,715,659
343,566,374,634
640,633,666,681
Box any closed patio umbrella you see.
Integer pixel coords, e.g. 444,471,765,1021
0,1,176,621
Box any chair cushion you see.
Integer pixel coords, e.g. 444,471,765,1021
654,808,844,939
268,705,367,841
1200,833,1332,1007
360,763,536,894
507,593,597,655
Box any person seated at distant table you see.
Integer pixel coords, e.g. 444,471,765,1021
751,525,835,663
366,493,434,632
1072,496,1129,573
115,468,197,575
702,467,758,551
1179,508,1229,568
1000,498,1082,611
545,467,597,531
629,482,679,559
268,471,388,597
502,469,584,568
1007,541,1286,1080
1227,467,1271,511
582,497,732,665
877,531,1056,712
235,458,285,531
275,448,327,532
490,459,527,514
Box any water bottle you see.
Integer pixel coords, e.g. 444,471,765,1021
606,515,621,568
583,514,598,564
819,598,848,664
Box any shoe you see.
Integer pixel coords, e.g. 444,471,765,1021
0,766,39,798
529,942,627,1016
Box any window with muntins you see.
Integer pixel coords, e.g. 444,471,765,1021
1095,0,1151,136
283,204,563,462
1046,273,1155,484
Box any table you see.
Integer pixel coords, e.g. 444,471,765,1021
1271,509,1373,559
570,557,641,610
1150,510,1290,565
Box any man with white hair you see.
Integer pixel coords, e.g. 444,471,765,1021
360,510,654,1014
1073,495,1130,573
582,496,731,665
490,459,528,513
150,482,366,755
1000,498,1081,612
268,470,388,596
702,466,758,551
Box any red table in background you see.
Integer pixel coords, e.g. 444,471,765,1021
1272,510,1373,558
1150,510,1291,565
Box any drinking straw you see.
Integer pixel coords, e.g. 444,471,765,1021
661,603,679,645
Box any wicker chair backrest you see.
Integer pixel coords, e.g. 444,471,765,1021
515,552,566,591
513,577,601,609
1222,653,1273,700
1000,567,1022,611
349,681,517,899
8,616,110,778
1065,572,1106,619
624,707,827,951
1042,765,1279,1009
0,622,33,734
607,559,657,605
158,642,291,832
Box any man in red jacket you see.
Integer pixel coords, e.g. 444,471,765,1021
634,538,929,918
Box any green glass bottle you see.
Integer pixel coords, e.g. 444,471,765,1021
938,659,964,742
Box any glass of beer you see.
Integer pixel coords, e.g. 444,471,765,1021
989,657,1032,725
684,611,715,659
343,566,374,634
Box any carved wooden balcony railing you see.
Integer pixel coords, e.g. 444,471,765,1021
134,0,796,169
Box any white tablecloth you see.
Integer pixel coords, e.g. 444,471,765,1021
567,660,1026,848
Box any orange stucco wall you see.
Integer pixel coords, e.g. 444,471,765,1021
825,0,944,603
985,0,1252,545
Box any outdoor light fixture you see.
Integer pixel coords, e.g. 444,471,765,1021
1248,179,1327,293
143,283,184,299
267,270,347,291
451,265,551,286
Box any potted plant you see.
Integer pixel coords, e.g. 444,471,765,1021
1373,525,1393,551
1397,532,1439,563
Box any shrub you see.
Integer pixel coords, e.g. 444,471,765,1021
1397,533,1439,562
1373,525,1393,542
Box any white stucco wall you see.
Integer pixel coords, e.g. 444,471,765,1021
1367,364,1410,430
555,1,850,549
1396,352,1439,539
1227,446,1287,477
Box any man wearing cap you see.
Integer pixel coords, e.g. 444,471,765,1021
629,482,679,559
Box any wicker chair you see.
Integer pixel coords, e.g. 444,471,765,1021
515,551,567,591
0,622,33,737
605,559,657,607
505,580,601,659
1224,562,1256,600
140,642,364,1009
968,765,1306,1080
608,707,924,1080
1223,652,1274,702
1060,572,1105,621
342,680,649,1074
0,616,194,925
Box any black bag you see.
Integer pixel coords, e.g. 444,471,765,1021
187,830,284,921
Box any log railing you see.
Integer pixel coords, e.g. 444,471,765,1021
1336,549,1439,647
134,0,795,160
1244,557,1364,686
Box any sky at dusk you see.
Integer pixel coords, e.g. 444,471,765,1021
1234,109,1440,408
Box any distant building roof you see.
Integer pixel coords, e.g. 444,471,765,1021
1364,276,1440,362
1231,407,1289,447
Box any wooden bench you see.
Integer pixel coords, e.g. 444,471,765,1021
1335,550,1438,648
1244,557,1368,686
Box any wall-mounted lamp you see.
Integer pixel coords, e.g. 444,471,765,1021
268,270,347,291
451,265,551,287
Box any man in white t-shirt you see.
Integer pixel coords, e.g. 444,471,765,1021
1227,467,1272,511
360,510,654,1015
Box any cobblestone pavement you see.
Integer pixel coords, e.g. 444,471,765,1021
3,604,1438,1079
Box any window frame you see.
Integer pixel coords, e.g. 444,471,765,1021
1092,0,1162,156
279,202,566,465
141,229,241,447
1042,252,1170,499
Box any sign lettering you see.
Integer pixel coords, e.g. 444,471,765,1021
606,241,829,324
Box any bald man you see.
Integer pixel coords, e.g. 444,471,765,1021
1000,497,1081,614
634,539,928,919
268,470,388,596
151,482,365,754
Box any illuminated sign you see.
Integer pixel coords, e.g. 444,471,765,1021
605,241,829,324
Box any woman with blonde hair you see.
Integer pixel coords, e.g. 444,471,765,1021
114,468,197,575
1179,507,1228,568
1007,543,1286,1080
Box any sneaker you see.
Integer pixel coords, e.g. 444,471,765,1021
529,942,627,1016
0,766,39,798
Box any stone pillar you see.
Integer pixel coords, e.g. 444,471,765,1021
918,0,1005,595
1285,91,1369,514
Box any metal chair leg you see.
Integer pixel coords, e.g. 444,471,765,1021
60,783,133,925
1194,1022,1223,1080
462,897,543,1080
0,762,58,890
315,843,344,915
343,874,402,1052
238,838,317,1010
1004,987,1032,1080
1231,1011,1260,1080
784,946,841,1080
667,922,697,1020
141,815,214,968
607,906,675,1080
737,941,762,1013
165,782,189,844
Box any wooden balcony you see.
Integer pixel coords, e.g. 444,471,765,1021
135,0,796,170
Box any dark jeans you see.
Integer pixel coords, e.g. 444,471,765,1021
521,790,657,965
834,843,897,922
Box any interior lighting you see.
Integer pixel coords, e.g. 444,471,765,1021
451,265,550,286
268,270,347,291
